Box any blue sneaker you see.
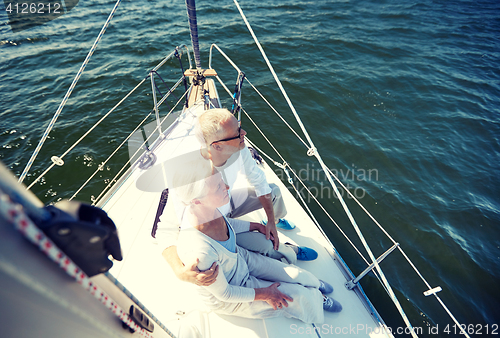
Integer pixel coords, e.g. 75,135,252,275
296,246,318,261
276,218,296,230
319,280,334,294
261,219,296,230
284,242,318,261
323,296,342,313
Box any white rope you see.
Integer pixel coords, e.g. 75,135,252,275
209,44,242,73
244,77,309,148
209,43,309,149
19,0,123,184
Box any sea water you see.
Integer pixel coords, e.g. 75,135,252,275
1,0,499,336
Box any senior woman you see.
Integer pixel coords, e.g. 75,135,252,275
172,158,342,323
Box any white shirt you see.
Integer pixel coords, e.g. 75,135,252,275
156,145,271,250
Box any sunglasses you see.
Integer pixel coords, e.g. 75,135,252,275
210,127,242,146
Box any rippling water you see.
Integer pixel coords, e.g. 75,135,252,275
1,0,499,335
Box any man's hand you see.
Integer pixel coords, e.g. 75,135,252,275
181,259,219,286
265,221,279,251
250,222,278,251
258,193,280,250
163,246,218,286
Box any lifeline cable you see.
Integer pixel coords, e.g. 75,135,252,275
19,0,123,184
233,1,419,335
25,49,182,191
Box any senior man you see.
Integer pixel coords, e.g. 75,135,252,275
161,108,317,286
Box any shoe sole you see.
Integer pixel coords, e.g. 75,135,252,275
276,226,295,231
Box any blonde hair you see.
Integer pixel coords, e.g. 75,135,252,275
172,158,214,205
195,108,234,145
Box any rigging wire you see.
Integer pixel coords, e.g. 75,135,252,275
209,43,309,149
244,77,309,149
26,76,149,191
244,137,371,267
214,66,380,285
233,1,419,335
70,112,153,202
216,40,470,336
241,85,467,335
215,61,424,291
214,74,338,247
25,50,183,191
92,89,190,205
18,0,123,184
242,80,469,338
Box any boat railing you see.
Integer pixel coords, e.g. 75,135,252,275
208,10,472,332
22,46,192,204
82,74,190,205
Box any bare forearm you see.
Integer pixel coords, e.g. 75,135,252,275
258,193,279,249
258,193,275,224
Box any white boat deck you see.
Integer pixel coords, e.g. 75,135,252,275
98,96,393,337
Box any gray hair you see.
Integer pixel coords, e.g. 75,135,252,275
195,108,234,145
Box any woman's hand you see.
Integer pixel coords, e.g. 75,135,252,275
255,282,294,310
